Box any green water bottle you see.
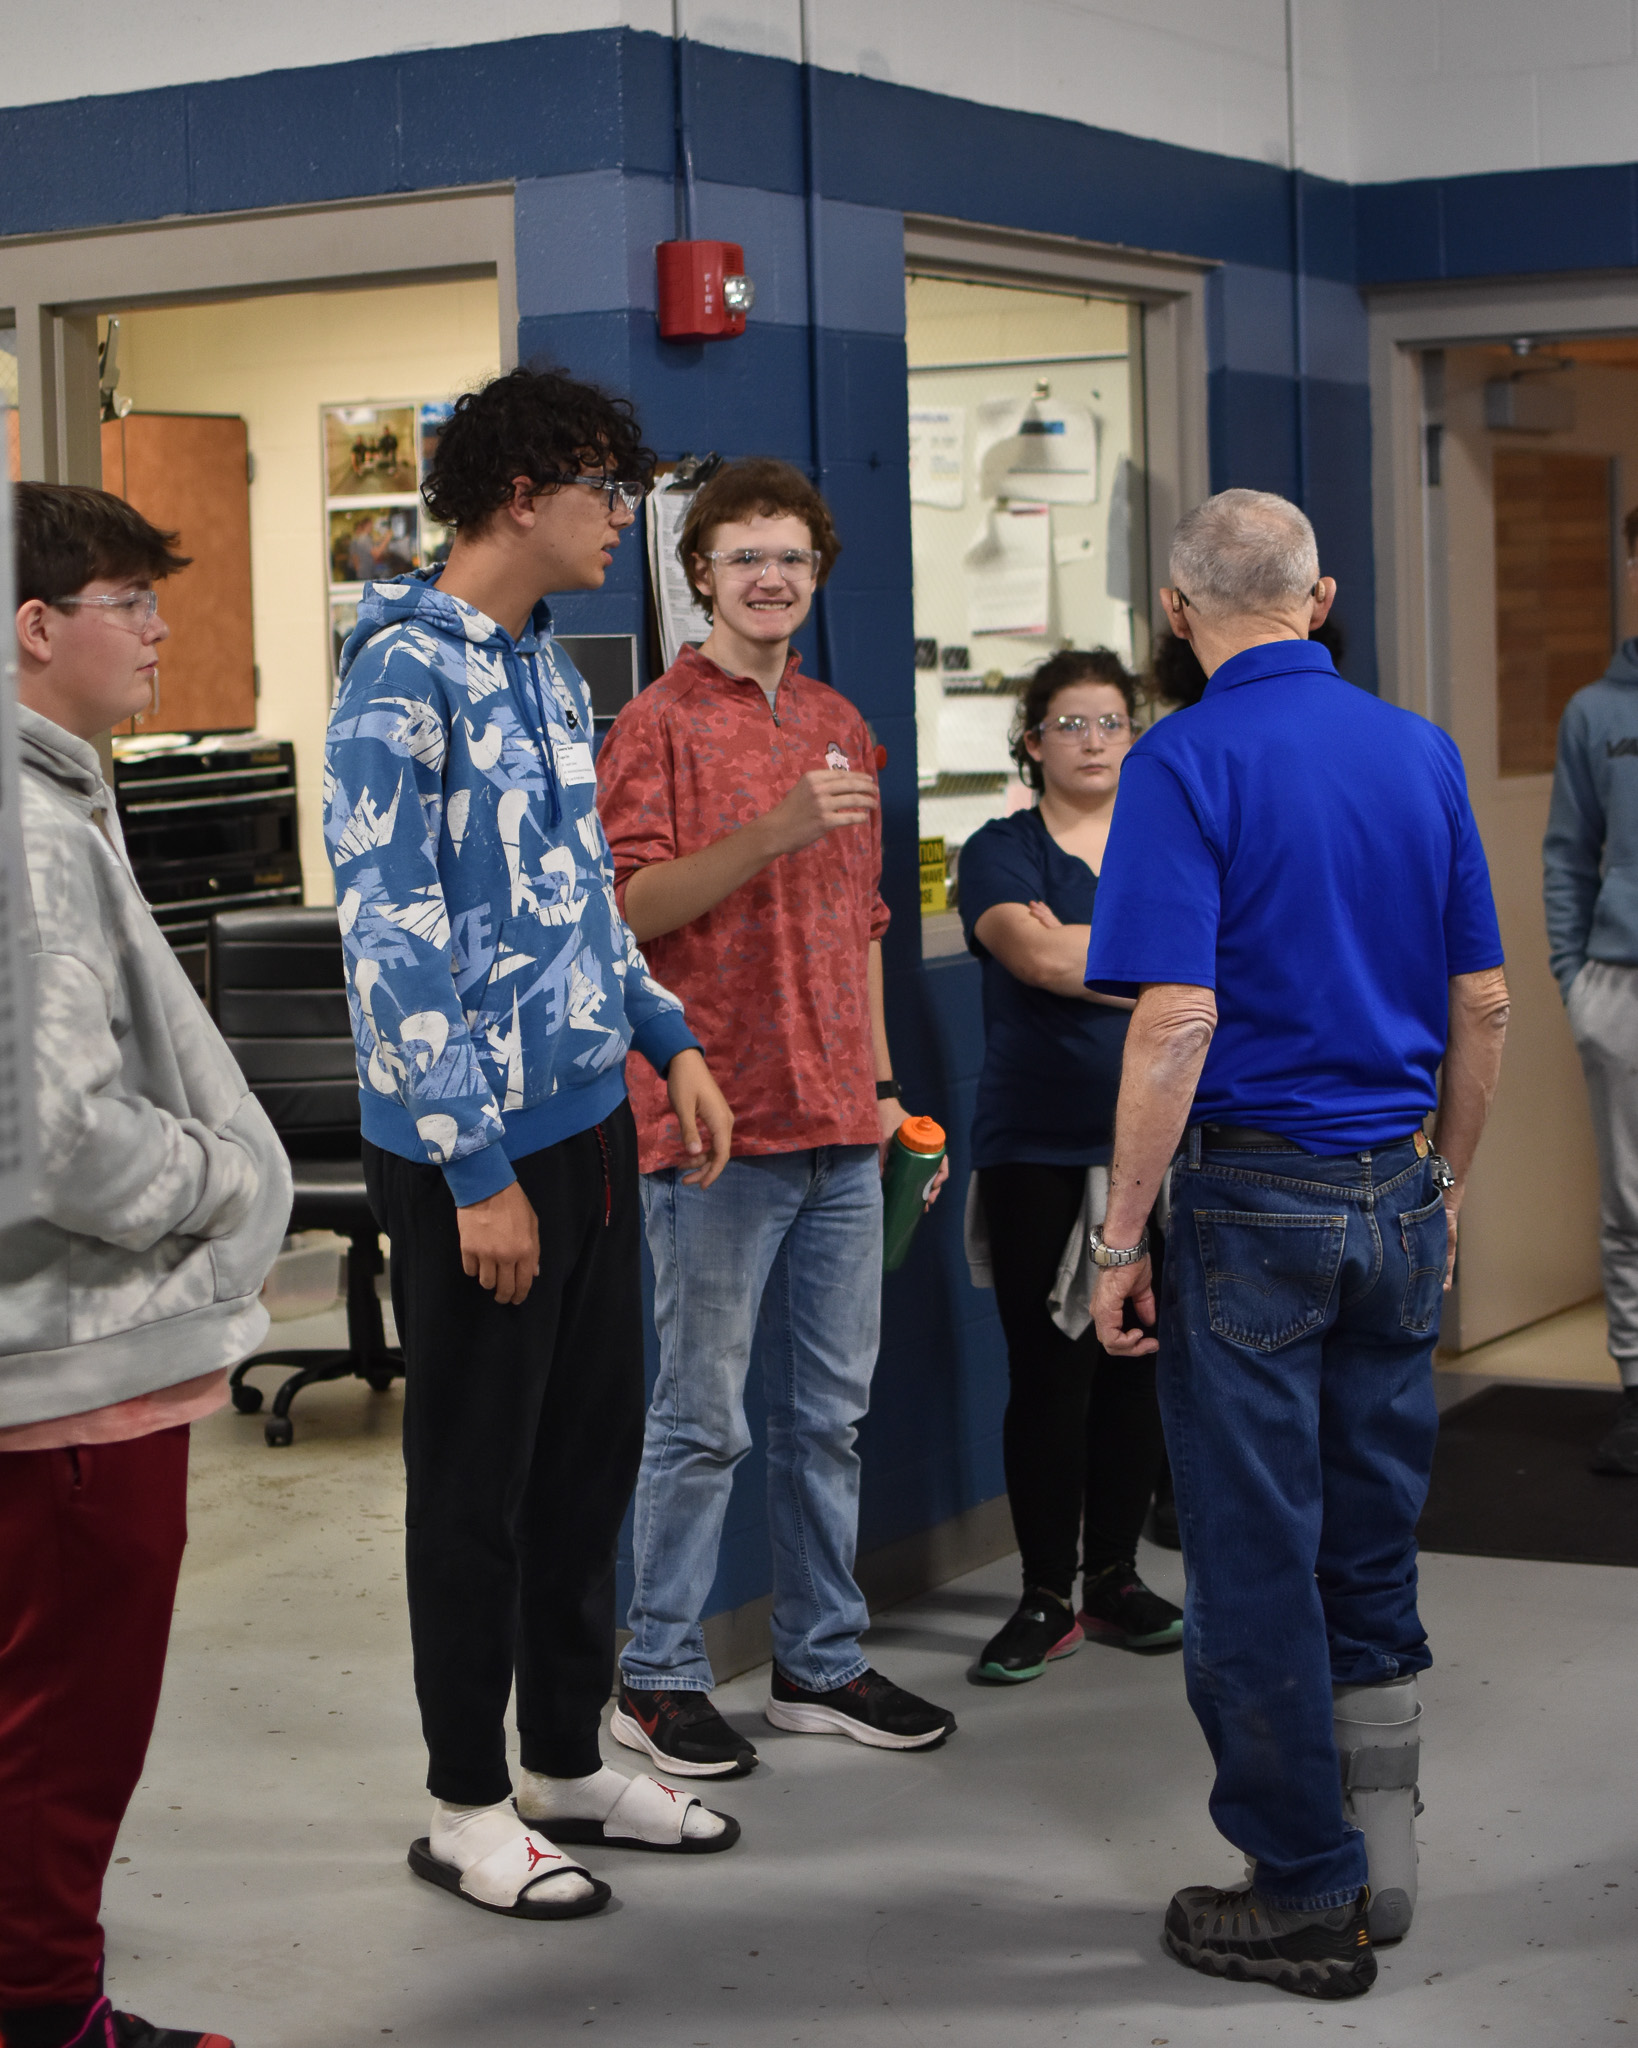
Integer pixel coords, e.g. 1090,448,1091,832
882,1116,947,1272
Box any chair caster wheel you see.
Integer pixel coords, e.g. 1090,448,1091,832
232,1383,264,1415
365,1372,396,1393
264,1417,294,1447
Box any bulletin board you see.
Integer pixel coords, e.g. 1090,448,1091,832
321,398,455,686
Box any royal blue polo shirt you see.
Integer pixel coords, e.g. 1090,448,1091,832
1084,639,1503,1152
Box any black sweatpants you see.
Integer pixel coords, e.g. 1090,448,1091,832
979,1161,1167,1600
363,1102,645,1806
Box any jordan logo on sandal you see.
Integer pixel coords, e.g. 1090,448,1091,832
523,1839,562,1870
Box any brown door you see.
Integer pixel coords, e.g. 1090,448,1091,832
102,412,256,733
1494,448,1613,776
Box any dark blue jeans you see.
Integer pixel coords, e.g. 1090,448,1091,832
1159,1130,1447,1909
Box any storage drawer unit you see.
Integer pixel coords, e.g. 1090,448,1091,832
112,734,304,993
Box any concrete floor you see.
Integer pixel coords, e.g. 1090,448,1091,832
102,1305,1638,2046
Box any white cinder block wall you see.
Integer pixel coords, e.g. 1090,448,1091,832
3,2,1636,186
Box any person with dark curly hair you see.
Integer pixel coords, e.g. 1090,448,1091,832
955,649,1181,1684
325,365,742,1923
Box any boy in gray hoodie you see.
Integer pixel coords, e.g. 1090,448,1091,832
1544,499,1638,1475
1,485,291,2048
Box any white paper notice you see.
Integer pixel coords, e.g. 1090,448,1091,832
646,484,714,670
992,402,1100,505
974,394,1027,495
964,501,1052,638
1054,532,1096,568
909,406,966,508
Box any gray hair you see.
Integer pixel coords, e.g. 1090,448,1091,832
1168,488,1319,614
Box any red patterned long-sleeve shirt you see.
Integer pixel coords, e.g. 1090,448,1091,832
595,644,889,1174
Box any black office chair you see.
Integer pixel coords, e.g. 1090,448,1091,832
208,907,403,1446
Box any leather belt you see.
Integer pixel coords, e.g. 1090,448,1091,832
1195,1124,1304,1151
1194,1124,1428,1156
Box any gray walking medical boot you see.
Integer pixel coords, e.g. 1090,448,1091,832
1333,1674,1422,1942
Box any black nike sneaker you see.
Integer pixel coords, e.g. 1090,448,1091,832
764,1665,955,1749
1078,1562,1183,1651
110,2012,236,2048
611,1681,759,1777
1164,1881,1376,2000
971,1591,1084,1684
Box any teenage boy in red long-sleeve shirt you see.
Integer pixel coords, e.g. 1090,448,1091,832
595,458,952,1778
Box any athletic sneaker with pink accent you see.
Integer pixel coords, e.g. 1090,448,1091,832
0,1997,234,2048
972,1591,1084,1684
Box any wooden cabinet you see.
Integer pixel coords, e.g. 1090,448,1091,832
101,412,256,734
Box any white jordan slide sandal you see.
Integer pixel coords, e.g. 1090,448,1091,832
407,1830,611,1918
542,1773,741,1854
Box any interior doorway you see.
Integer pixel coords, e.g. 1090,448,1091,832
90,276,501,905
906,274,1144,954
898,229,1212,963
1375,296,1638,1351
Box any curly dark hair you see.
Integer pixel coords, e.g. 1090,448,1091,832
1009,648,1136,793
1150,630,1208,709
677,457,841,617
420,364,656,531
16,483,190,605
1152,612,1348,709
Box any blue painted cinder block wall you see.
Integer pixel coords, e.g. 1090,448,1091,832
7,24,1633,1623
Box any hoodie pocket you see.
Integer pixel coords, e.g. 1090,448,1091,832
207,1093,295,1306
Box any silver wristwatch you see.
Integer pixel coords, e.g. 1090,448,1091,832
1090,1225,1150,1269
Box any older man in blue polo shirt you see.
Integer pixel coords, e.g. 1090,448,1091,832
1085,489,1510,2002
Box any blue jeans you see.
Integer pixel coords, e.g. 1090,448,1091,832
622,1147,882,1694
1160,1130,1446,1910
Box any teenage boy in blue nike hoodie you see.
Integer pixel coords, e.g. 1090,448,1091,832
325,367,738,1922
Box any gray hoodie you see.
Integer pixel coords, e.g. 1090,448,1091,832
0,706,292,1428
1544,637,1638,999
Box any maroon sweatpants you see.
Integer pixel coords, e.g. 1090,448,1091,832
0,1426,189,2008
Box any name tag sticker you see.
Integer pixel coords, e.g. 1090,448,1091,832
554,739,598,786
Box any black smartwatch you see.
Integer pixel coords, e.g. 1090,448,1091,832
876,1079,900,1100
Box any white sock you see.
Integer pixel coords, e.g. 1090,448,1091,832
428,1797,595,1902
517,1763,725,1841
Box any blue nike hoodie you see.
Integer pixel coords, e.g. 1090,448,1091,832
1544,636,1638,999
324,569,698,1202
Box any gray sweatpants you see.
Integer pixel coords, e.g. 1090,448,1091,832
1568,959,1638,1387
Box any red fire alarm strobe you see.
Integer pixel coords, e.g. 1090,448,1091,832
657,240,755,341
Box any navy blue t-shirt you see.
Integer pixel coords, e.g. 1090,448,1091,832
1084,640,1505,1152
959,807,1129,1169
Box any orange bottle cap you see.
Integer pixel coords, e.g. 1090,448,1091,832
897,1115,946,1155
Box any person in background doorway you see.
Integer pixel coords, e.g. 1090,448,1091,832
957,649,1181,1683
327,366,738,1924
2,485,293,2048
596,457,955,1779
1544,501,1638,1474
1087,489,1508,2000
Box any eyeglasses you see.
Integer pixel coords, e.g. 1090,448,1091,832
533,473,648,515
1034,712,1131,741
50,589,160,630
702,548,822,583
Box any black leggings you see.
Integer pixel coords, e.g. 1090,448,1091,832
979,1162,1167,1600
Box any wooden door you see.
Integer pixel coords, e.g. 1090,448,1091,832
102,412,256,733
1494,448,1612,775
